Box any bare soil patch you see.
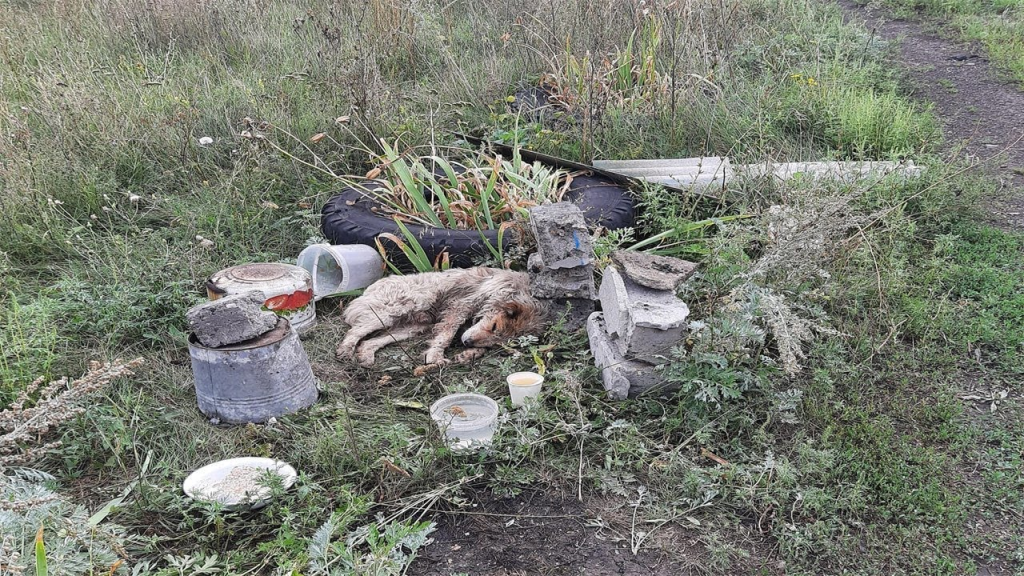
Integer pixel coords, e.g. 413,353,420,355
409,491,779,576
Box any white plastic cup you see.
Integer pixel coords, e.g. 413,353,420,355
297,244,383,300
507,372,544,407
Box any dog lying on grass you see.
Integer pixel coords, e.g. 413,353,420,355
336,267,545,372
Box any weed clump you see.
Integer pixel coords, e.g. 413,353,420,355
1,358,142,574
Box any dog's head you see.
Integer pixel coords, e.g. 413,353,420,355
461,298,544,348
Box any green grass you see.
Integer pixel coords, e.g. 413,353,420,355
880,0,1024,85
2,0,1024,573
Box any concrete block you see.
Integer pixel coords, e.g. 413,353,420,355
530,264,596,300
598,266,688,359
610,250,697,291
586,313,672,400
527,252,545,274
544,298,594,332
187,291,279,348
528,202,593,266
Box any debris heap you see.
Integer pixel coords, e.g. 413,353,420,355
527,202,596,332
587,251,696,400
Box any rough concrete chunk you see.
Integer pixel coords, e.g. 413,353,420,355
544,298,594,332
610,250,697,291
527,252,546,274
598,266,688,358
586,313,672,400
528,202,593,265
530,265,596,299
187,291,278,348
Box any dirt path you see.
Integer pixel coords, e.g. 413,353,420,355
838,0,1024,228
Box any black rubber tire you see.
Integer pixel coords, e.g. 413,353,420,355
320,172,634,270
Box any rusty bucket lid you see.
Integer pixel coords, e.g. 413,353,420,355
215,263,294,284
207,263,312,299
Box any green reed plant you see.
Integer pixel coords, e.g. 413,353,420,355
353,140,571,231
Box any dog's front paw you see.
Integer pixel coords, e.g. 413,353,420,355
423,348,449,366
454,348,486,364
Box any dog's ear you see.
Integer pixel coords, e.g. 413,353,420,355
501,301,524,317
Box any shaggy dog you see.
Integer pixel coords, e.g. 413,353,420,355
336,267,545,369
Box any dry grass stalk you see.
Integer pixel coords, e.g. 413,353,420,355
1,358,144,470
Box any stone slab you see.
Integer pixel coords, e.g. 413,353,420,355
586,312,672,400
528,202,593,265
531,264,596,300
610,250,697,291
187,291,278,348
598,266,688,358
543,297,594,333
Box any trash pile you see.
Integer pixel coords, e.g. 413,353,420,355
185,249,384,425
587,251,696,400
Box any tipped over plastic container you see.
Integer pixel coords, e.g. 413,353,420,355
296,244,383,300
430,393,499,449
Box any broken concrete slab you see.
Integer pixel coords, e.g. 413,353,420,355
736,160,921,183
593,157,731,193
527,252,545,274
610,250,697,291
544,297,594,333
187,291,279,348
591,157,921,197
598,266,689,358
530,265,596,300
528,202,593,265
586,312,674,400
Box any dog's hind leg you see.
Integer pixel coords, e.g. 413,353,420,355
354,324,430,368
337,307,402,360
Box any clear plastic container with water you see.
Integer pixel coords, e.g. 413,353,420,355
430,393,499,449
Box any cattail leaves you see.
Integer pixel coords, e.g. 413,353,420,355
350,140,570,232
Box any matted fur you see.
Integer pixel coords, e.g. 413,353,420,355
337,267,545,368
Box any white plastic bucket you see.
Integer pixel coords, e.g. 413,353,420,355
296,244,383,300
506,372,544,407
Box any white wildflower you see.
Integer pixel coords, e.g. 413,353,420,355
199,136,214,146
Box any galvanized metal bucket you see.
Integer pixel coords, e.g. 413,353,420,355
207,263,316,335
189,318,318,424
